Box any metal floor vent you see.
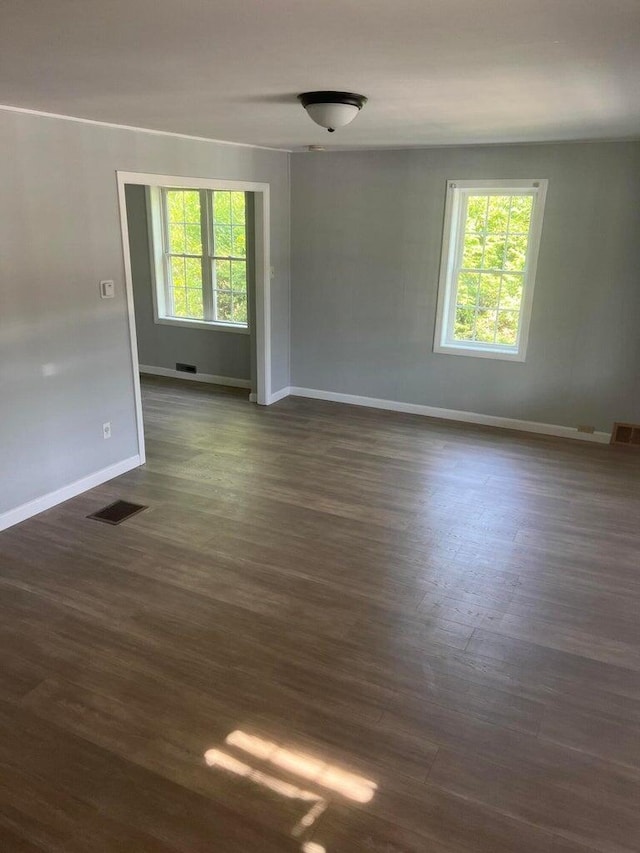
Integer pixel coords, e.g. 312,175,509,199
611,422,640,447
87,500,148,525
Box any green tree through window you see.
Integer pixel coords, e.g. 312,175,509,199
163,189,248,326
435,180,547,362
454,194,533,346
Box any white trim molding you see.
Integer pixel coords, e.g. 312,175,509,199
0,103,289,152
268,386,291,404
139,365,251,389
288,387,611,444
0,455,142,533
153,317,250,334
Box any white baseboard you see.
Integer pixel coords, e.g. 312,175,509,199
288,387,611,444
0,455,142,533
267,385,291,404
139,365,251,389
249,392,257,403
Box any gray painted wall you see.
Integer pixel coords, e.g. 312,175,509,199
0,109,289,515
291,143,640,432
125,185,251,382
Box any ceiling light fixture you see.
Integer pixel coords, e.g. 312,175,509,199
298,91,368,133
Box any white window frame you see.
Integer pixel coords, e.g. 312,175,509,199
433,178,548,362
146,185,250,334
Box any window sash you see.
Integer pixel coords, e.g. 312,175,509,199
448,190,532,351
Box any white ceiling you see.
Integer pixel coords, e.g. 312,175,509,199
1,0,639,150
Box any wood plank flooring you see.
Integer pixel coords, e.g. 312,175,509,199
1,375,639,852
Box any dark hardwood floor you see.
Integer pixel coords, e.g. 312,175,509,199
1,376,639,852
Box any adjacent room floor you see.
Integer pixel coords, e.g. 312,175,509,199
1,376,639,852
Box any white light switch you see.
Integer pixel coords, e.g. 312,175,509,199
100,279,115,299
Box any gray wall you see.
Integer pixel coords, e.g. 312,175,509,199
0,109,289,515
125,184,251,382
291,143,640,432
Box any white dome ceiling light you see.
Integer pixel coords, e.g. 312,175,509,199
298,91,368,133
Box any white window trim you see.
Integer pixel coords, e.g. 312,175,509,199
146,185,250,332
433,178,548,362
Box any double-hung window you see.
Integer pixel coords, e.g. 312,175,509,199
434,179,547,361
148,187,249,331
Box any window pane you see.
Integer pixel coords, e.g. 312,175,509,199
166,191,184,223
504,234,528,271
466,196,488,232
216,290,233,321
214,225,232,256
184,224,202,255
184,257,202,288
486,195,510,232
232,293,248,324
166,190,203,258
454,307,475,340
183,191,201,224
508,195,533,232
496,310,519,345
475,309,497,343
231,192,246,225
499,274,523,310
168,224,185,254
171,288,188,317
170,256,185,288
461,233,484,268
214,259,231,289
478,274,501,309
231,260,247,293
483,235,506,270
232,226,246,258
186,288,204,319
213,191,231,225
456,272,480,305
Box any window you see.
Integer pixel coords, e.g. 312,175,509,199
148,186,249,331
434,179,547,361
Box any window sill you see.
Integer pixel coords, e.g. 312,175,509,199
434,342,526,362
154,317,250,335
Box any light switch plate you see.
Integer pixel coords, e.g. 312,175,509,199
100,279,115,299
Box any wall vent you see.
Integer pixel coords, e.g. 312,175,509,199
176,363,197,374
611,422,640,446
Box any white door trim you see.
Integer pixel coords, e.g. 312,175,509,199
116,171,272,463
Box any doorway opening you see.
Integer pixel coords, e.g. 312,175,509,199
116,172,272,464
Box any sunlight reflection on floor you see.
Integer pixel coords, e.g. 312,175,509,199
204,729,377,852
225,729,377,803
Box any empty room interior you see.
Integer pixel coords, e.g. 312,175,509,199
1,2,640,851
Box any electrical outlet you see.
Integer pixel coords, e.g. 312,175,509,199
103,421,111,440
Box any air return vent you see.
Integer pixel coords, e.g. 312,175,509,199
88,500,147,525
176,362,197,374
611,423,640,446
